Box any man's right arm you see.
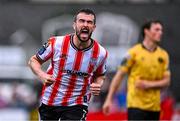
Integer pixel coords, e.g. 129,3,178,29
102,69,126,115
103,48,135,115
28,55,55,85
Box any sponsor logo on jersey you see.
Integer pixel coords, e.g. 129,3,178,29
90,58,97,66
65,70,89,77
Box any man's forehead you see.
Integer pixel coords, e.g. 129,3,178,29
76,13,94,20
151,23,162,28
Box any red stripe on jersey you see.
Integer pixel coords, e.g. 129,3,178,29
44,52,52,61
95,49,108,75
61,51,84,106
41,37,56,97
47,35,70,105
76,41,100,105
41,68,53,97
88,93,91,101
44,37,56,61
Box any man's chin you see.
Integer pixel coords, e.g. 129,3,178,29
79,38,89,42
76,32,91,43
79,36,90,42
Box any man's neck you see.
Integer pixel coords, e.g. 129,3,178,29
73,35,91,50
143,38,157,52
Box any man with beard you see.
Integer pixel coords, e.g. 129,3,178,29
28,8,108,121
103,20,171,120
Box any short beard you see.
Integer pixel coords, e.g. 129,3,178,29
76,31,92,43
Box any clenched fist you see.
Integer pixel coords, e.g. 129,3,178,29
90,83,101,96
38,72,56,86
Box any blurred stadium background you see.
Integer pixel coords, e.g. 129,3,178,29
0,0,180,120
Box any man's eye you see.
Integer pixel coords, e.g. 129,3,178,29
79,19,85,23
87,21,93,24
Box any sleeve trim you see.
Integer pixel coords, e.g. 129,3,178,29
36,54,45,63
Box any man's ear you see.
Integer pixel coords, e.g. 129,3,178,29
73,22,76,30
144,29,149,35
92,24,96,31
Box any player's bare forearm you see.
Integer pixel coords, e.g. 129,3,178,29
28,55,55,85
28,55,45,77
149,74,170,89
106,70,126,101
102,70,126,115
136,74,170,89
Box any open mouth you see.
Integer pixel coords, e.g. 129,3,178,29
80,29,90,39
81,29,89,34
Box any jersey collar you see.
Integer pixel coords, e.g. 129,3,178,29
141,43,158,52
70,34,94,51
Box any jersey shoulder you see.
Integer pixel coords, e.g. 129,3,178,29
128,43,142,55
95,40,108,58
50,34,71,48
157,46,169,57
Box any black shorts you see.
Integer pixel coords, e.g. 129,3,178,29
128,108,160,121
39,103,88,121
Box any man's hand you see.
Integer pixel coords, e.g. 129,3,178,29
38,72,56,86
90,83,101,96
28,55,56,86
102,98,112,115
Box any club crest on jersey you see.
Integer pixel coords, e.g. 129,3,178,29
158,57,164,63
90,58,97,66
60,54,68,59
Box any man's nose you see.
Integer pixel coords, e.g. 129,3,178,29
83,21,88,26
159,31,163,36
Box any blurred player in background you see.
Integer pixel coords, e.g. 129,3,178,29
103,20,170,120
28,8,108,121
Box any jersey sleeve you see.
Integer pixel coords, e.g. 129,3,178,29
36,37,55,62
94,50,108,76
118,48,136,73
163,51,171,76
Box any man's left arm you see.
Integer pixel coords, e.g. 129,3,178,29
136,74,170,89
90,50,108,95
90,75,105,96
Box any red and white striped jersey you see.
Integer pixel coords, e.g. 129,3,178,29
36,34,108,106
